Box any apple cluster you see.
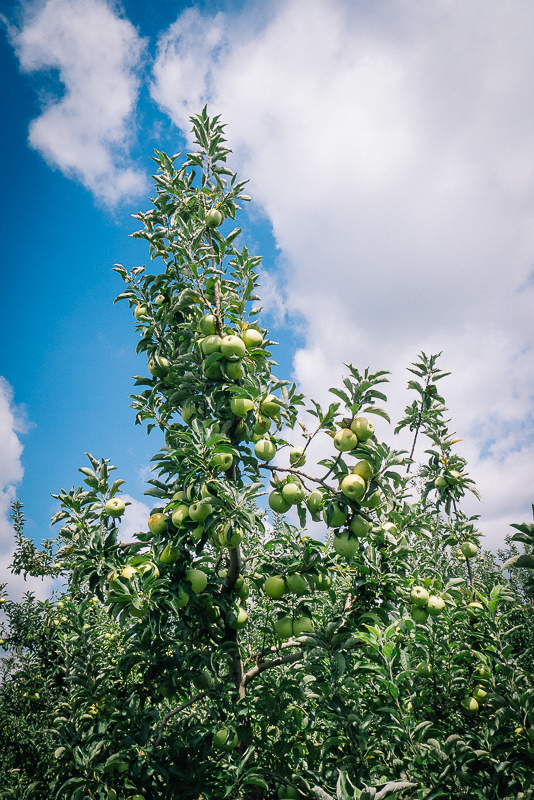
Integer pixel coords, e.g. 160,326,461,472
409,585,446,624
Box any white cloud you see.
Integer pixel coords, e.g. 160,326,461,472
8,0,147,204
149,0,534,550
117,494,151,543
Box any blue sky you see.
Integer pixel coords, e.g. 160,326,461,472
2,0,534,598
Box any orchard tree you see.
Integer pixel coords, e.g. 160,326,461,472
1,110,533,800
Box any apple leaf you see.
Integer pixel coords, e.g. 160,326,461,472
501,554,534,571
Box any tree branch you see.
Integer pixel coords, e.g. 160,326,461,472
153,691,207,746
240,650,303,698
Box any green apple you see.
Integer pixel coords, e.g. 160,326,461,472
175,586,189,608
134,304,148,320
315,573,332,591
340,473,366,501
185,569,208,594
232,575,245,592
189,501,212,522
202,359,224,380
160,544,180,564
264,575,287,599
348,515,372,537
350,417,375,441
219,525,243,549
434,476,448,489
107,789,118,800
220,335,246,360
230,397,254,417
472,686,487,703
269,490,291,513
333,428,358,452
154,294,165,307
410,586,430,606
104,498,126,518
242,328,263,349
289,446,306,467
228,606,248,630
148,357,170,377
205,209,223,228
282,482,305,505
212,728,238,751
172,505,190,526
446,469,462,484
322,502,348,528
426,595,445,616
416,661,433,678
211,452,234,472
286,574,308,596
238,582,250,600
411,606,429,624
261,394,281,418
274,616,294,639
199,314,217,335
225,360,243,380
360,487,382,508
182,401,197,424
333,531,359,558
172,490,186,503
200,335,222,356
278,787,299,800
473,665,491,682
148,513,168,535
255,438,277,462
306,490,324,515
460,696,479,715
293,615,314,636
254,414,271,435
461,542,478,558
352,460,373,481
120,566,138,580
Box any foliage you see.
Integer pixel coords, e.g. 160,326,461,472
1,109,533,800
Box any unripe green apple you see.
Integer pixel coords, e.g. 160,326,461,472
148,357,170,377
225,360,243,380
333,428,358,452
172,490,186,502
171,504,190,526
460,696,479,715
286,573,308,596
220,335,246,360
411,606,429,624
255,438,277,462
120,565,138,580
212,727,238,751
232,575,245,591
446,469,462,484
340,473,366,501
360,487,382,508
348,515,372,537
185,569,208,594
134,304,148,320
322,502,348,528
261,394,281,418
264,575,287,599
238,582,250,600
416,661,433,678
200,335,222,355
189,501,212,523
199,314,217,335
410,586,430,606
175,586,189,608
219,525,243,549
350,417,375,441
105,498,126,518
242,328,263,349
293,615,314,636
269,490,291,513
148,513,167,535
472,685,487,703
154,294,165,306
426,595,445,616
211,452,234,471
160,544,180,564
278,786,299,800
202,359,224,380
352,460,373,481
306,490,324,515
205,208,223,228
315,572,332,591
274,616,294,639
228,606,248,630
289,446,306,467
254,414,271,435
181,401,197,424
282,482,305,505
333,531,359,558
434,476,448,489
230,397,254,417
460,541,478,558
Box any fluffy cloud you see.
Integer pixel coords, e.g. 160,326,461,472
0,378,54,601
8,0,147,204
150,0,534,549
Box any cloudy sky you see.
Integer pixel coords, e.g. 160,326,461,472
1,0,534,597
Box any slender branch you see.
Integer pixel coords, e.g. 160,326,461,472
320,452,342,482
240,650,303,698
153,691,207,745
